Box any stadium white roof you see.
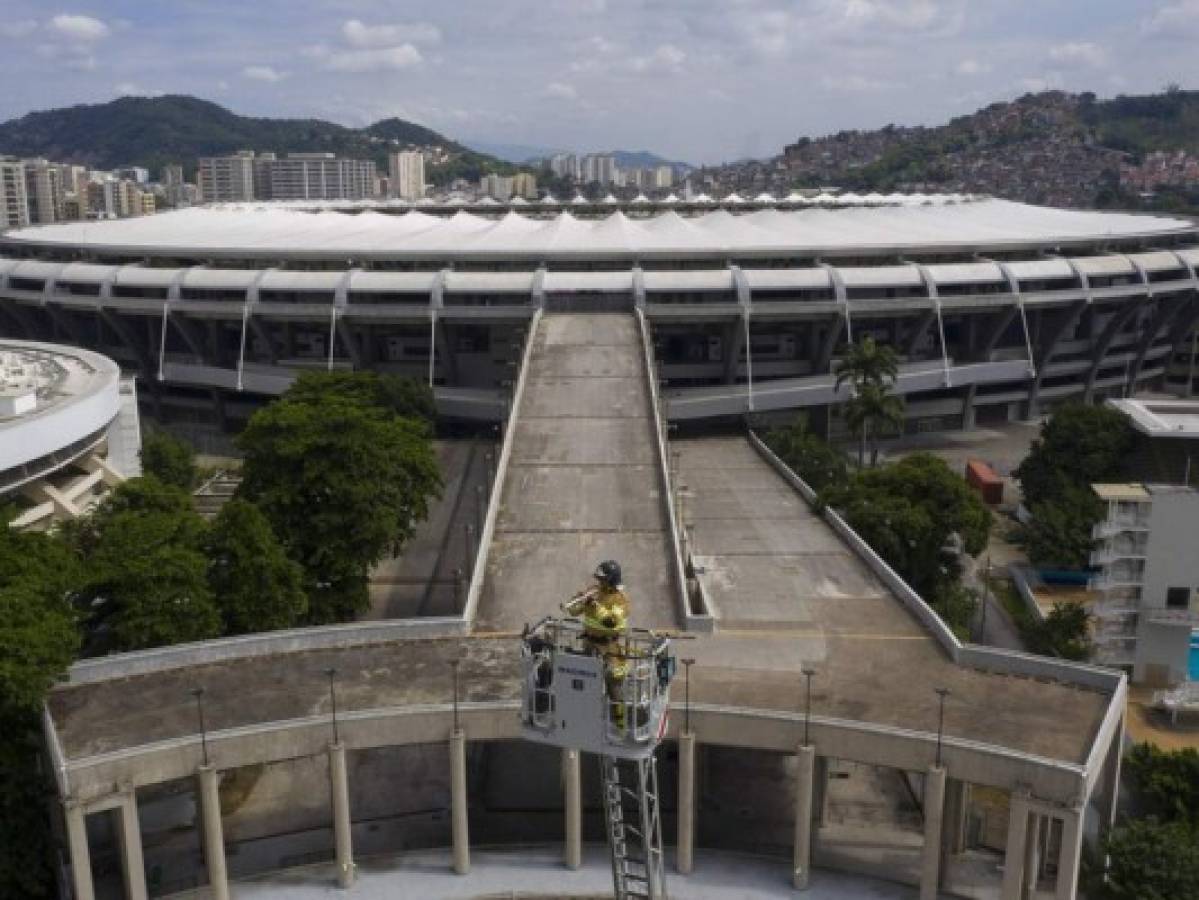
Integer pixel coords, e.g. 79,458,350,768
4,200,1193,259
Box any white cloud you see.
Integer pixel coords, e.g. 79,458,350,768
544,81,578,101
324,44,423,73
955,58,990,76
1048,41,1107,68
49,13,109,42
629,43,686,73
114,82,161,97
342,19,440,48
0,19,37,39
1141,1,1199,38
242,65,286,82
820,73,891,93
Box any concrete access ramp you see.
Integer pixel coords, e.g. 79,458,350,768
473,313,680,633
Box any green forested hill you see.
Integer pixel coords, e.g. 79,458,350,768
0,95,514,184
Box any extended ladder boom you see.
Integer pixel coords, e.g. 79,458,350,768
601,754,667,900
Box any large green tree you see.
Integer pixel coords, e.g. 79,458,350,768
69,477,221,652
281,371,437,427
140,429,198,490
822,453,991,630
1094,819,1199,900
1026,601,1093,661
1124,744,1199,826
206,499,307,634
1015,483,1106,568
237,373,442,623
0,514,82,898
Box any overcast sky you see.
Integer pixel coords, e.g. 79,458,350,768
1,1,1195,164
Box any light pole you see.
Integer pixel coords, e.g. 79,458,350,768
682,658,695,733
802,668,816,747
450,657,462,733
324,668,339,745
191,687,209,767
934,687,950,768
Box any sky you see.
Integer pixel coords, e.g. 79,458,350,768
0,1,1196,165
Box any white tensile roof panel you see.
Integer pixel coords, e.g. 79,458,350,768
1070,255,1136,277
926,262,1006,285
1005,259,1075,281
1128,250,1189,273
838,265,924,288
1175,246,1199,268
258,270,346,292
443,271,536,293
180,268,258,290
8,260,65,280
543,271,635,293
643,270,735,292
347,271,437,293
56,263,116,284
3,200,1194,259
113,266,185,287
742,268,831,290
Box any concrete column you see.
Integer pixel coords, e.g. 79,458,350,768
1000,795,1031,900
1100,715,1125,836
1023,812,1043,896
792,745,816,890
563,749,582,871
64,800,95,900
451,729,470,875
197,766,229,900
919,765,946,900
1055,807,1084,900
943,778,970,856
328,742,355,888
812,756,829,826
677,732,696,875
115,791,148,900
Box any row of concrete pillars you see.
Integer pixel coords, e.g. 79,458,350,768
63,731,1083,900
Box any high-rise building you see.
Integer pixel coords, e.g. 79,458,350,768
479,173,514,201
581,153,616,185
389,151,426,202
0,158,30,228
512,172,538,200
262,153,377,201
161,164,190,208
548,153,579,180
115,167,150,185
198,151,256,203
654,165,674,189
23,159,64,224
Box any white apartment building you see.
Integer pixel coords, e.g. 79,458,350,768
1090,482,1199,685
548,153,579,180
480,172,514,201
1,158,30,229
198,151,256,203
389,151,426,202
512,172,538,200
161,164,190,208
24,159,64,224
654,165,674,188
581,153,616,185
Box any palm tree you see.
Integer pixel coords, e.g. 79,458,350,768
836,337,904,468
834,335,899,393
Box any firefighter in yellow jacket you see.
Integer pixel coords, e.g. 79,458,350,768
563,560,632,730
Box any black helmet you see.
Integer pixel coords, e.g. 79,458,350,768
594,559,622,588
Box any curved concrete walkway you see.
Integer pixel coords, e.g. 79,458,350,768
192,845,918,899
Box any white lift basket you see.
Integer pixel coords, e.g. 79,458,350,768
520,616,675,760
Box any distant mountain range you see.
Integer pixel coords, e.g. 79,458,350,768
465,139,691,171
0,95,518,185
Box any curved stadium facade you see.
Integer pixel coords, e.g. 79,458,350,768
3,196,1188,900
1,196,1197,430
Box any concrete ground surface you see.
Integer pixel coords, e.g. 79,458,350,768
476,313,677,633
367,439,497,619
166,845,922,899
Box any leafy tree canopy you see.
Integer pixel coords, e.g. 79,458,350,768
1095,818,1199,900
1026,601,1093,661
237,373,442,623
282,371,436,428
1124,743,1199,826
764,420,848,493
206,499,307,635
140,430,198,490
0,581,79,712
1015,483,1105,569
1015,404,1135,507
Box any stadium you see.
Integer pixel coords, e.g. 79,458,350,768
1,196,1188,900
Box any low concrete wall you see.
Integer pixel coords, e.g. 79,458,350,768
637,308,713,632
65,617,467,685
746,429,1126,703
462,309,541,625
56,699,1089,806
1009,563,1048,622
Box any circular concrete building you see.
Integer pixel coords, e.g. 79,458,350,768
4,198,1169,899
0,339,137,529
